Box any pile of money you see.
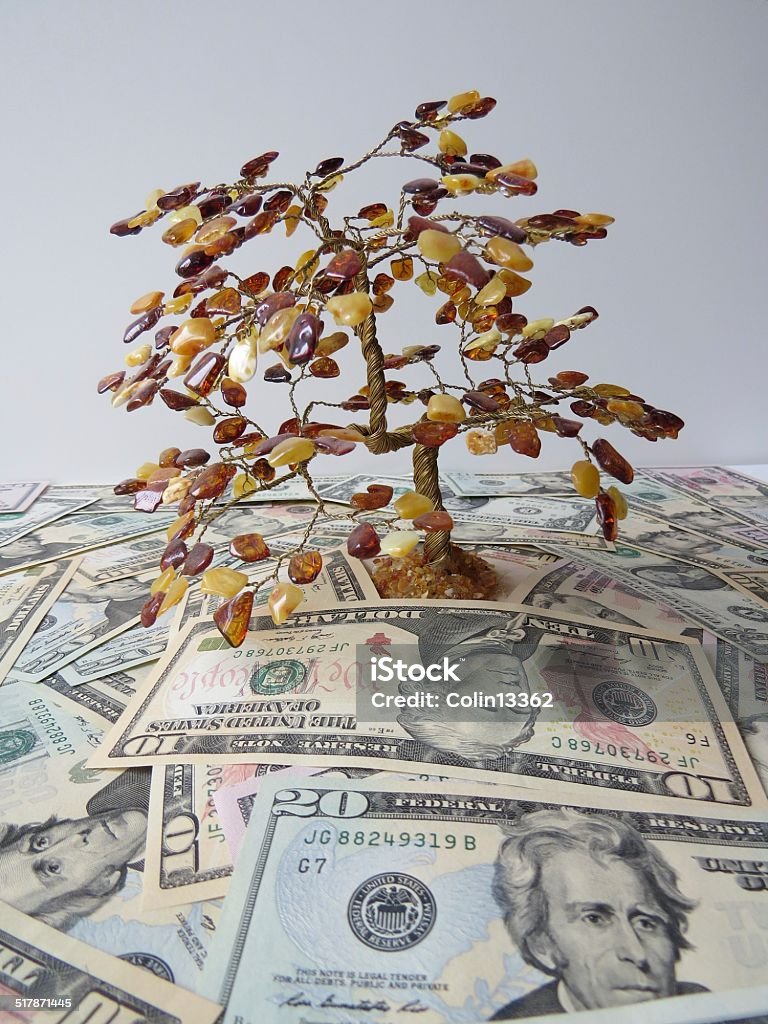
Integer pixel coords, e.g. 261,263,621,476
0,467,767,1023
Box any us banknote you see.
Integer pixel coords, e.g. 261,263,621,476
0,679,222,992
0,560,80,684
642,466,768,500
720,570,768,609
0,510,174,577
60,617,171,686
710,638,768,791
0,489,96,546
89,598,767,811
541,543,768,662
0,900,222,1023
201,775,768,1023
41,667,148,727
9,569,156,683
0,480,47,513
139,549,384,908
442,470,572,497
620,511,768,573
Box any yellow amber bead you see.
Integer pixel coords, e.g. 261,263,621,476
284,204,302,237
145,188,165,211
164,293,193,314
606,399,646,422
111,381,141,407
415,271,438,295
570,460,601,498
170,317,216,356
125,344,151,367
130,290,164,315
466,428,497,455
575,212,615,227
195,216,236,244
379,530,421,557
448,89,481,112
417,230,462,262
317,173,343,192
259,307,302,352
438,129,467,157
487,159,538,181
497,269,532,297
151,567,177,596
607,485,629,520
315,331,348,357
267,582,304,625
233,473,258,499
161,477,192,505
484,236,533,271
594,384,631,398
128,209,161,228
166,511,194,541
426,393,466,423
159,576,188,614
326,292,372,327
168,353,193,378
184,407,216,426
228,336,258,383
370,209,394,228
475,276,507,306
135,462,159,480
266,437,315,467
162,219,198,246
441,173,481,195
394,491,434,519
295,249,319,282
521,318,555,339
168,204,202,226
200,567,248,598
463,326,501,352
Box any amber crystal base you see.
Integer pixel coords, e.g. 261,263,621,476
371,544,498,601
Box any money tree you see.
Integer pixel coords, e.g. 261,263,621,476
100,89,684,646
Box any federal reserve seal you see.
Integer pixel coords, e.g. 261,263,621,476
348,873,436,951
592,680,657,727
0,728,37,765
119,953,174,983
250,659,306,695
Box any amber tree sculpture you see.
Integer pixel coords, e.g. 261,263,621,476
100,89,684,646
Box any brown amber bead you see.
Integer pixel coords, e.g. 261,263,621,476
358,201,387,220
444,251,490,289
551,370,589,388
391,256,414,281
240,151,278,176
175,250,215,279
288,549,323,584
595,490,618,541
414,99,446,120
551,416,582,437
513,336,548,363
98,371,125,394
221,377,247,407
351,484,393,511
412,421,459,446
507,421,541,458
241,271,270,295
309,357,340,378
398,125,430,151
124,307,162,344
206,287,241,314
141,592,165,628
373,273,395,295
255,291,295,327
184,352,226,396
287,313,321,364
494,172,538,196
159,388,198,411
325,249,363,280
313,156,345,177
126,380,158,411
113,477,146,495
463,390,499,412
264,190,293,213
592,438,634,484
182,542,214,576
477,215,527,244
435,301,457,325
230,533,271,562
214,591,254,648
157,183,200,210
175,448,210,468
158,446,181,467
161,538,188,570
213,416,247,443
347,523,381,559
413,511,454,532
189,462,237,499
264,364,291,383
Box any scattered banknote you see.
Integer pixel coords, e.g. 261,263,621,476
0,900,222,1023
0,489,97,547
442,470,572,496
40,666,148,727
0,560,80,685
89,598,767,812
709,638,768,791
444,494,602,534
201,775,768,1023
0,510,174,577
0,481,47,514
643,465,768,500
720,570,768,609
0,680,222,991
541,542,768,662
620,511,768,572
60,616,171,686
9,569,156,683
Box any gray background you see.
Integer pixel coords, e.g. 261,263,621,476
1,0,765,483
